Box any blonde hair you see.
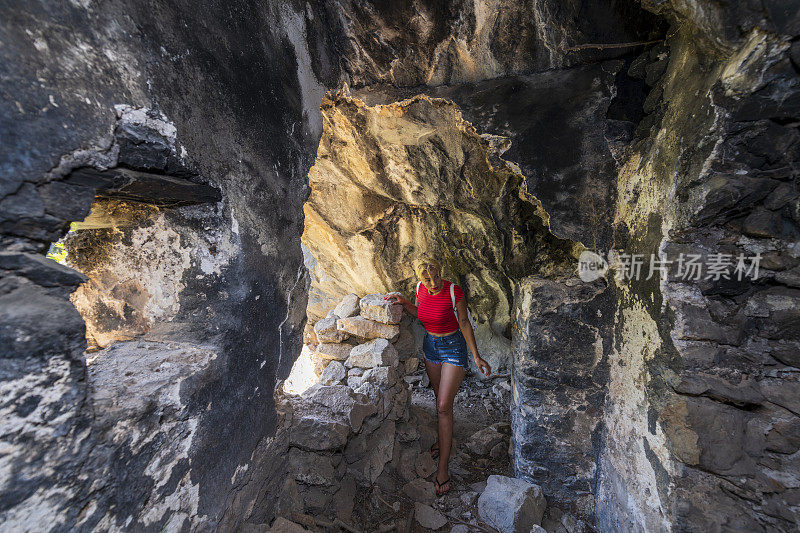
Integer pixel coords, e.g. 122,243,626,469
413,255,442,280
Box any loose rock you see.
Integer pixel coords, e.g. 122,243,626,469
268,517,308,533
287,449,336,486
414,502,448,529
314,316,349,343
319,360,346,385
359,293,402,324
334,293,360,318
346,338,399,368
337,316,400,341
467,426,505,455
313,343,352,361
394,326,417,361
478,475,546,533
361,366,398,387
289,416,349,451
309,385,377,431
402,478,436,504
415,449,436,478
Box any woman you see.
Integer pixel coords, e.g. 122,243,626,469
385,256,491,496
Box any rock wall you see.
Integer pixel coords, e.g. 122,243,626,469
595,2,800,531
0,0,344,529
511,277,613,518
333,0,664,87
302,90,577,326
3,0,798,531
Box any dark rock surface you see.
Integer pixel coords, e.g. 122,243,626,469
594,3,800,531
0,0,344,529
511,277,613,518
2,0,799,531
334,0,664,87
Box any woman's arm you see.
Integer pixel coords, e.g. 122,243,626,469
456,298,491,376
385,293,417,317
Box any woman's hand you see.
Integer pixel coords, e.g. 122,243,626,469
475,356,491,377
384,293,407,305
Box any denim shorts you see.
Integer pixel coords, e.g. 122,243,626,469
423,329,470,369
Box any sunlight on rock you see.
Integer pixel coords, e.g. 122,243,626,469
283,345,320,396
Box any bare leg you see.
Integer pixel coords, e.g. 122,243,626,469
424,360,442,398
424,360,443,455
435,362,465,494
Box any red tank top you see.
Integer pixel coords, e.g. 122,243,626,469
416,280,463,334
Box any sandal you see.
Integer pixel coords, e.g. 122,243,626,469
429,441,439,459
434,474,451,496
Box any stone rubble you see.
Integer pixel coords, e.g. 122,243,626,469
359,293,403,324
414,502,448,529
333,293,360,319
345,338,399,368
318,360,344,385
478,474,547,533
274,292,557,532
337,315,400,341
313,315,350,343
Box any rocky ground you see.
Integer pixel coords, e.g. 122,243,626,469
346,367,514,532
249,293,587,533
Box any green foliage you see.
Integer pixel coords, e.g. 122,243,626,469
47,241,67,264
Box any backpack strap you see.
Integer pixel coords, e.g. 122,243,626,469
416,281,421,299
450,283,458,321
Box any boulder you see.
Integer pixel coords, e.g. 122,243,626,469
289,416,350,451
467,426,505,455
347,420,396,485
309,385,378,431
361,366,398,387
403,478,436,505
334,293,360,318
313,343,352,361
415,449,436,478
346,338,399,368
478,475,546,533
337,316,400,341
287,449,336,486
319,361,346,385
414,502,448,529
268,517,308,533
314,316,349,343
393,326,417,361
359,293,402,324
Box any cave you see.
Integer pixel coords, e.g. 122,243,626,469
2,1,799,532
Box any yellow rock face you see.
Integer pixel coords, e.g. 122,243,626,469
302,90,575,332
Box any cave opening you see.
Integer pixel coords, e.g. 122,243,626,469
3,1,799,532
279,79,605,527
